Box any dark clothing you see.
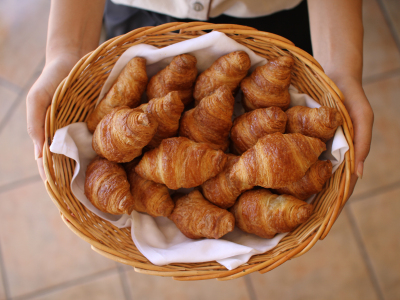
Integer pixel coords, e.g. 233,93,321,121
104,0,312,55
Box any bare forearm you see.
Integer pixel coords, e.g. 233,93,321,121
308,0,363,83
47,0,106,63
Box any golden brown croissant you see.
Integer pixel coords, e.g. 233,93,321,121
137,91,184,148
230,106,287,154
179,85,235,151
285,105,343,142
84,156,144,215
230,132,326,189
230,189,313,238
87,57,148,133
146,54,197,106
241,56,294,111
124,160,174,217
135,137,227,190
92,106,158,163
193,51,251,105
201,154,245,209
274,160,332,200
169,190,235,239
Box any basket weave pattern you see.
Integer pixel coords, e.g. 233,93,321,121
43,22,355,281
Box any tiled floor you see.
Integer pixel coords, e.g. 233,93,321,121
0,0,399,299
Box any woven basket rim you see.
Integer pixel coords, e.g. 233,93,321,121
43,22,355,281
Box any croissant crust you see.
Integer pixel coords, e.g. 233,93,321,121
230,132,326,189
285,106,343,142
193,51,251,105
84,156,139,215
230,106,287,154
230,189,313,238
169,190,235,239
179,85,235,151
87,57,148,133
135,137,227,189
241,56,294,111
92,106,158,163
274,160,333,200
146,54,198,105
124,160,174,217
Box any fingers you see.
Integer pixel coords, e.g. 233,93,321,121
26,81,52,160
37,157,47,182
350,97,374,179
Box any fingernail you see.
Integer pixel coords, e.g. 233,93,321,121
356,161,364,179
34,143,41,160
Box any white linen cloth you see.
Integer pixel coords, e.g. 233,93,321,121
50,32,349,270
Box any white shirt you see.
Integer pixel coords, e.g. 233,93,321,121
111,0,303,20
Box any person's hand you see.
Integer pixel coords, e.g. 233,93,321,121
26,54,80,181
332,75,374,198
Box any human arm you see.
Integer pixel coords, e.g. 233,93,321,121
307,0,374,197
26,0,106,181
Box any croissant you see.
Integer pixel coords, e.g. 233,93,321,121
137,91,184,148
92,106,158,163
146,54,197,106
241,56,294,111
179,85,235,151
193,51,251,105
201,154,247,209
87,57,148,133
230,106,287,154
285,106,343,142
124,160,174,217
135,137,227,190
169,190,235,239
84,156,144,215
274,160,333,200
230,132,326,189
230,189,313,238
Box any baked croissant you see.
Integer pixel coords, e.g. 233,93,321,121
179,85,235,151
137,91,184,148
201,154,244,209
169,190,235,239
135,137,227,190
230,132,326,189
230,189,313,238
124,160,174,217
92,106,158,163
146,54,197,106
84,156,144,215
274,160,333,200
193,51,251,105
87,57,148,133
230,106,287,154
285,106,343,142
241,56,294,111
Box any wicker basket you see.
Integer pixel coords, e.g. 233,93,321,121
43,22,355,281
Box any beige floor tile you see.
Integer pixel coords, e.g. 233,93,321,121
0,181,116,298
0,0,49,88
0,85,18,124
28,272,125,300
381,0,400,41
362,0,400,79
249,213,378,300
124,270,250,300
353,74,400,197
0,95,38,186
350,187,400,300
0,266,5,300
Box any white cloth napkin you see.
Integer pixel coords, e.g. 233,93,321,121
50,32,349,270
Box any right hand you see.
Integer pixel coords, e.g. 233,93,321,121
26,54,81,181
